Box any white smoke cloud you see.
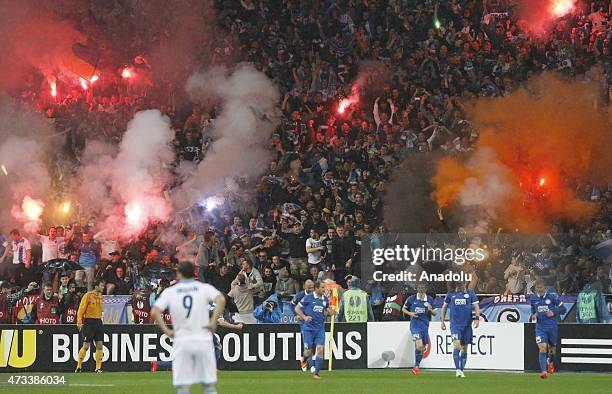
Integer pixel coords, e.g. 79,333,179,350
174,63,280,208
457,148,518,233
0,99,56,231
75,110,175,238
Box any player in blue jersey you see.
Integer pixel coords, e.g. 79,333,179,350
291,279,315,371
440,281,480,378
294,280,336,380
402,281,437,376
530,279,566,379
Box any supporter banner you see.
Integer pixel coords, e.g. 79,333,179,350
366,322,524,371
218,323,367,370
524,323,612,372
479,294,576,323
0,323,367,372
279,301,297,323
102,295,132,324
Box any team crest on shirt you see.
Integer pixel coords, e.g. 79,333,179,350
545,299,551,304
424,302,429,307
464,294,469,298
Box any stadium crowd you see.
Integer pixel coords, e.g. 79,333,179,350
1,0,611,325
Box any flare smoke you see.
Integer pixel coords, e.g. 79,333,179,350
75,110,174,238
431,73,611,232
174,64,280,208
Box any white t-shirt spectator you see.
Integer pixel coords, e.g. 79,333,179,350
40,235,64,262
12,238,31,265
306,236,325,265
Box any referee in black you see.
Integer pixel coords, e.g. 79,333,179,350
75,278,105,372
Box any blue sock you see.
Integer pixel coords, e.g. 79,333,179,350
539,352,548,373
158,360,172,369
177,388,190,394
314,354,323,375
547,353,553,364
460,352,467,370
204,389,217,394
415,349,422,367
309,355,315,369
452,348,461,369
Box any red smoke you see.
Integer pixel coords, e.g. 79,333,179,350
515,0,577,35
0,3,84,90
431,74,611,232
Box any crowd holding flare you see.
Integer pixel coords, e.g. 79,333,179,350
431,74,611,231
337,88,360,115
515,0,578,35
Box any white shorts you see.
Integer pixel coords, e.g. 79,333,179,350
172,338,217,387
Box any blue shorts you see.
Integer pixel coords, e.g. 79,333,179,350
302,328,325,350
410,325,429,345
535,325,558,347
451,324,473,346
213,334,221,361
299,324,307,351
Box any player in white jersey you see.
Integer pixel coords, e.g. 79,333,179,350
152,261,225,394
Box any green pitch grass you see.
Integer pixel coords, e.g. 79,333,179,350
1,370,611,394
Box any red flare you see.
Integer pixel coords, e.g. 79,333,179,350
337,95,359,115
550,0,575,18
21,196,44,222
122,67,133,79
125,202,142,225
50,80,57,97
